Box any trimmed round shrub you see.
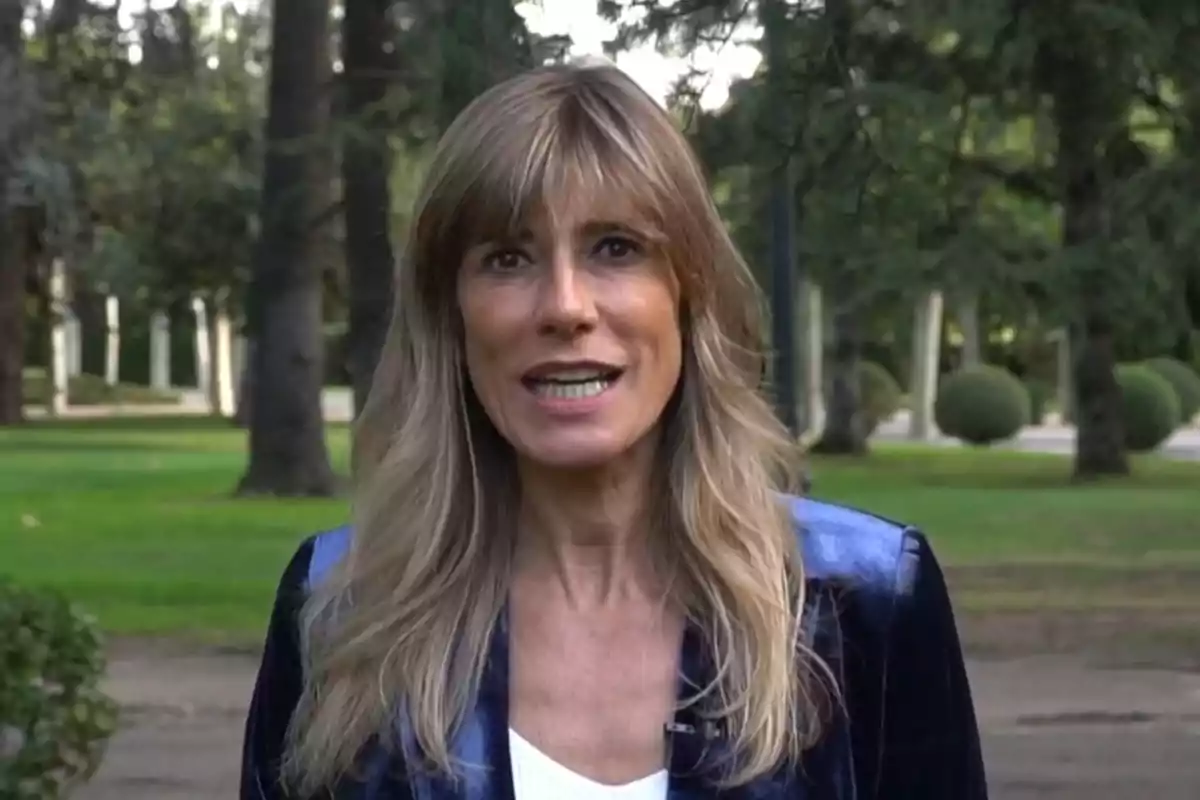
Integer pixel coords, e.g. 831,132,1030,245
1116,364,1180,452
1142,357,1200,426
859,361,901,435
0,580,118,799
934,365,1030,445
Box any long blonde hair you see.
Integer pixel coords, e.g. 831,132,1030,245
283,62,827,794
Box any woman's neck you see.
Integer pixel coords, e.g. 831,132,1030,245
514,442,666,608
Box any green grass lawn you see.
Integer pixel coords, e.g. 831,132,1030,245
2,417,1198,647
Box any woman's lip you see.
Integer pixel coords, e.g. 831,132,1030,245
521,361,626,381
520,368,625,388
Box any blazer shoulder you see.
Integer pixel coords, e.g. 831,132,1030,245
786,495,922,593
306,503,923,593
305,524,354,588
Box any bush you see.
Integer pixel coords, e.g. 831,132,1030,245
0,581,118,798
21,369,180,407
1142,357,1200,426
859,361,902,435
1115,364,1180,452
934,365,1030,445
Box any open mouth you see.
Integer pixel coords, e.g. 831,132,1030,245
522,368,624,400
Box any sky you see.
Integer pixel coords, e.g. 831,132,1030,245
66,0,762,110
515,0,761,109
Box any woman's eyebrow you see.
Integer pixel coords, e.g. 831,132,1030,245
578,220,628,236
472,228,534,247
579,219,661,238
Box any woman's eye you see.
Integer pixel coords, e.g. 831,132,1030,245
595,235,641,262
481,248,527,272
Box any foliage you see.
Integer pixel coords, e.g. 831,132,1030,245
602,0,1200,474
1142,356,1200,425
935,365,1030,446
1115,364,1181,453
0,579,118,799
342,0,569,153
20,2,267,309
1025,378,1051,425
858,360,901,435
21,369,180,407
386,141,435,243
91,5,266,307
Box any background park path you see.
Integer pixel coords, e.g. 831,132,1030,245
77,645,1200,800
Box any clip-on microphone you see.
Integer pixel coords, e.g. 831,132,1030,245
663,720,725,740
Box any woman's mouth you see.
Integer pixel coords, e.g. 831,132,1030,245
521,367,624,400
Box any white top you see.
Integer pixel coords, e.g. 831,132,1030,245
509,728,668,800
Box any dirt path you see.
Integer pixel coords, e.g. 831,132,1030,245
75,650,1200,800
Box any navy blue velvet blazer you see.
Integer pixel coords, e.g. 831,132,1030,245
240,497,988,799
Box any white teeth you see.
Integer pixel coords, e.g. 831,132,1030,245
543,369,605,381
534,379,611,399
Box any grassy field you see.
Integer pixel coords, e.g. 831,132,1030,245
2,417,1198,661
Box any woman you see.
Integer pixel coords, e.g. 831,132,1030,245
241,62,987,800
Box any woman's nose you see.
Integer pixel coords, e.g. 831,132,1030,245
535,254,598,337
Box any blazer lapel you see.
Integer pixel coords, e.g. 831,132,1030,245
400,617,515,800
666,625,799,800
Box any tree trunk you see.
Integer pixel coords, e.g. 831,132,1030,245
1046,45,1128,478
908,290,944,440
210,293,235,417
1054,328,1073,424
341,0,396,419
813,302,866,455
762,0,798,434
47,258,69,416
0,216,23,425
237,0,337,497
149,309,171,390
956,289,982,367
1071,318,1125,476
797,278,824,440
0,6,28,426
103,294,120,387
234,336,255,428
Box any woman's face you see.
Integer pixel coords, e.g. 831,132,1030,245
457,197,683,470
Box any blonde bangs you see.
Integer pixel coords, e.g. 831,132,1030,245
412,76,696,312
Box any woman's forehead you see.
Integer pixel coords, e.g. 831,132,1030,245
480,179,662,245
525,194,650,236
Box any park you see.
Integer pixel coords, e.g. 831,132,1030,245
4,1,1200,799
3,402,1200,797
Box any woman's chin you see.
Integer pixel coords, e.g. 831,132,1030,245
513,433,637,471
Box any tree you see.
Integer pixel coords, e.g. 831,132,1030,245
119,3,264,308
0,0,31,425
607,0,1196,476
435,0,537,129
1037,9,1132,477
237,0,337,497
341,0,396,418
